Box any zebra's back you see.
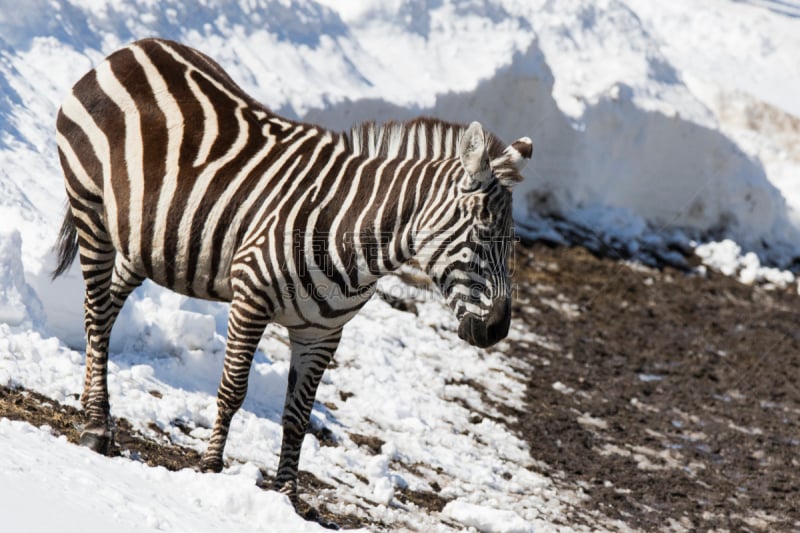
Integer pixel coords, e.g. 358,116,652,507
56,38,324,302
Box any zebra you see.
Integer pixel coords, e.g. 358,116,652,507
52,38,531,504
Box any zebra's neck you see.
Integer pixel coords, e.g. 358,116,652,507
349,155,460,282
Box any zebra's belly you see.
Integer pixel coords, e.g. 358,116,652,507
110,232,236,303
153,254,234,302
269,281,376,330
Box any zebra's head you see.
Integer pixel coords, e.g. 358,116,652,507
419,121,531,348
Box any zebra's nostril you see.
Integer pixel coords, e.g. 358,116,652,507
458,313,493,348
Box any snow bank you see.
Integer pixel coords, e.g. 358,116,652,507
312,0,800,267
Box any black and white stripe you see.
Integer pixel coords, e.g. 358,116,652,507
52,38,531,503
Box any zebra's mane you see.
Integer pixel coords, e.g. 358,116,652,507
348,117,507,162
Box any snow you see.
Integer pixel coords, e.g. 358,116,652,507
695,239,796,287
0,0,799,531
0,231,43,326
442,500,534,533
0,281,581,531
0,418,322,533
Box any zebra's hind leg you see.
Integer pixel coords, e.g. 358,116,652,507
200,293,270,473
80,252,144,453
273,329,342,505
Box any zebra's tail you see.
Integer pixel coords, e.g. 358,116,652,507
51,206,79,280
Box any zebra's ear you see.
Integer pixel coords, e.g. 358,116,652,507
494,137,533,188
459,121,491,192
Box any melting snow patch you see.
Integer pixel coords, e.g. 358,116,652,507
442,500,534,533
695,240,796,288
577,413,608,430
539,295,581,319
727,422,764,436
638,373,663,382
552,381,575,394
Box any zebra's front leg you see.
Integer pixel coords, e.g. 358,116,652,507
200,295,270,473
273,329,342,505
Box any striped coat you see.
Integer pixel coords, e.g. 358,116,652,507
53,38,531,504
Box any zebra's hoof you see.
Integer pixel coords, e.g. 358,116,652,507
80,429,112,455
199,456,224,473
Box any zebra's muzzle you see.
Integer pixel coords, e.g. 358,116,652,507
457,298,511,348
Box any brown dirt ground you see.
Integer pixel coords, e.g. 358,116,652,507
511,242,800,531
2,241,799,531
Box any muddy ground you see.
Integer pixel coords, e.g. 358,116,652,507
2,241,798,531
512,242,800,531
